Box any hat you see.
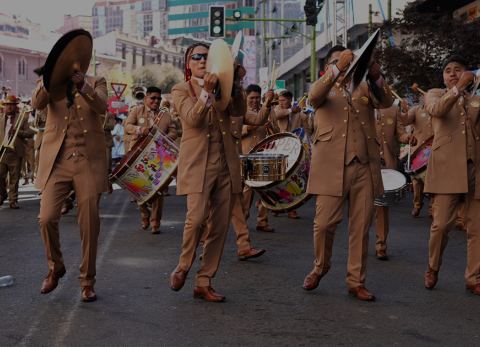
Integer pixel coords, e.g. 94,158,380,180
2,95,20,105
442,54,468,71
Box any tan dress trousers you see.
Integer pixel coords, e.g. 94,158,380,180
242,185,269,226
38,153,100,287
177,148,233,287
312,161,374,288
230,192,252,252
140,195,164,228
428,163,480,285
0,152,22,202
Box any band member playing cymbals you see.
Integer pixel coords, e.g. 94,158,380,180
302,44,394,301
169,42,271,302
422,55,480,295
125,86,176,234
32,29,108,303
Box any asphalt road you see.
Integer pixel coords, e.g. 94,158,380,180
1,183,479,346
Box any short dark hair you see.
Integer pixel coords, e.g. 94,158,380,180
246,84,261,95
279,90,293,99
325,45,346,63
442,54,468,71
146,86,162,94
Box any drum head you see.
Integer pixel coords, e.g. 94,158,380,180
381,169,406,191
246,133,302,188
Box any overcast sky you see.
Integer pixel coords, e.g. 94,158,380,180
1,0,96,31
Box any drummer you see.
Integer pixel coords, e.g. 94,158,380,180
271,89,313,219
124,86,177,234
399,94,434,217
302,45,394,301
374,102,415,260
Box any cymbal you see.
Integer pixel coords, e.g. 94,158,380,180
43,29,93,101
206,39,234,112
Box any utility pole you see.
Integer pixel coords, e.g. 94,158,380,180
388,0,392,21
368,4,373,35
262,0,267,68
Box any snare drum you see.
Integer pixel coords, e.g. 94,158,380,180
405,137,433,180
374,169,407,206
240,153,287,182
110,127,179,205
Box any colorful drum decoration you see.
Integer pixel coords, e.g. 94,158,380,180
245,129,311,212
110,127,179,205
405,136,433,180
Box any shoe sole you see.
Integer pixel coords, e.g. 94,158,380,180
193,293,225,302
348,292,376,301
238,249,266,261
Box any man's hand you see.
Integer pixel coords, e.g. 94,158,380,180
400,99,409,113
336,49,354,72
204,73,218,93
367,62,382,81
264,90,274,106
407,135,418,146
291,104,301,114
457,71,475,92
71,71,85,89
141,127,150,136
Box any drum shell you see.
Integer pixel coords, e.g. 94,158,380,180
240,154,287,182
110,127,179,204
374,169,407,206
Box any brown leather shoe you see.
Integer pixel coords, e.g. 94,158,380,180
61,201,73,215
238,247,266,261
302,271,325,291
348,286,376,301
256,225,275,232
170,268,187,291
455,221,467,232
193,286,225,302
376,250,389,261
411,206,421,217
424,269,438,290
466,283,480,296
141,218,150,230
151,224,160,234
9,201,19,209
288,210,300,219
81,286,97,302
40,267,66,294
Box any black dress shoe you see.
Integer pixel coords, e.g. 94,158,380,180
9,202,19,209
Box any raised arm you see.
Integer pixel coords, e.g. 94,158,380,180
80,77,108,115
171,83,209,129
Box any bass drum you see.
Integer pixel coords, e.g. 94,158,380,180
245,128,311,212
110,127,179,205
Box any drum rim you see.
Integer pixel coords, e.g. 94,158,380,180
110,131,154,178
260,192,312,212
245,132,304,189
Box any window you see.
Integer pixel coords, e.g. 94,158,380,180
18,57,27,79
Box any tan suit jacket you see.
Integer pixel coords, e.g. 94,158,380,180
0,112,34,157
102,114,116,148
241,105,274,154
124,105,177,151
172,79,268,195
306,70,394,197
424,88,480,197
376,105,409,169
400,104,434,153
272,106,313,135
31,76,109,193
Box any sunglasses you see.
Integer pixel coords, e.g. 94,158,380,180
190,53,208,61
149,96,161,101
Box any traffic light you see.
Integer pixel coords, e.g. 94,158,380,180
209,5,225,38
304,0,324,26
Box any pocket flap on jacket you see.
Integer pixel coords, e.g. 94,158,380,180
312,125,333,143
432,135,451,150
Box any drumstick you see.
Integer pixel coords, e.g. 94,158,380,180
411,83,427,95
270,61,277,90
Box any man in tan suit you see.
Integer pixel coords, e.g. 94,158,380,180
103,113,116,194
422,55,480,295
240,84,276,233
0,95,34,209
400,98,434,217
125,87,177,234
271,89,312,219
21,129,35,185
302,45,394,301
374,104,413,260
169,43,270,302
32,71,108,302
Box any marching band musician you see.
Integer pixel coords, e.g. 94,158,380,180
32,69,108,302
169,42,270,302
124,86,177,234
0,95,34,209
374,103,415,260
240,84,277,233
21,117,35,185
302,45,394,301
103,113,116,194
399,95,434,217
422,55,480,295
271,89,313,219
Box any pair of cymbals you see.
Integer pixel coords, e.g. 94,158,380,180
42,29,93,101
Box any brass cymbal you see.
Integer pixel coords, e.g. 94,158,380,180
206,39,234,112
43,29,92,101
